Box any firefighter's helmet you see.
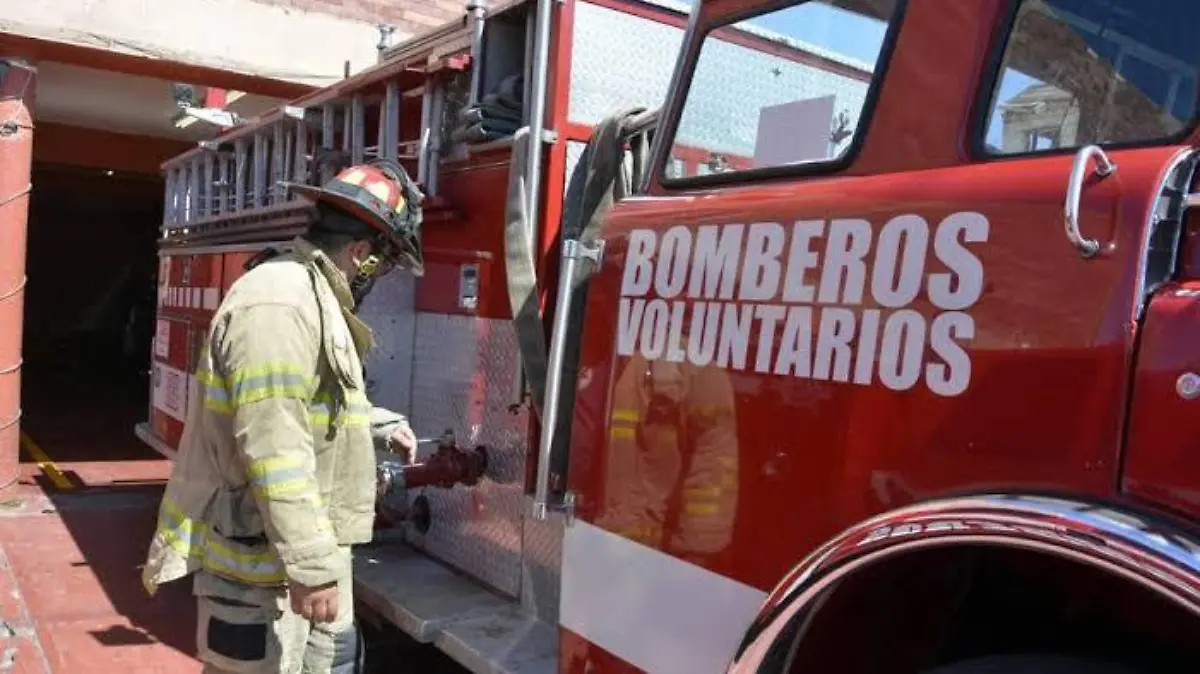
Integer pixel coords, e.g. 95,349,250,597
284,159,425,276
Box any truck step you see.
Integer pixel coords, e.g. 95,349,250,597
353,536,557,674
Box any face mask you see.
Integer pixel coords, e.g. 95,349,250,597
348,251,397,309
348,274,373,308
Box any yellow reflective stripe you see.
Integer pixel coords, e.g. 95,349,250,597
228,364,313,405
684,485,723,500
247,455,303,480
202,539,287,584
309,390,371,428
198,364,315,415
610,427,635,439
196,367,234,414
309,407,370,428
684,503,719,516
609,408,640,440
157,497,286,584
247,456,318,500
615,522,661,543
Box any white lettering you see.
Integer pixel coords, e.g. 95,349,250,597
717,304,752,370
616,298,644,356
854,309,881,385
812,307,856,382
622,230,656,296
656,227,691,298
927,312,973,396
878,309,925,391
665,301,687,362
739,222,785,301
782,220,824,303
872,215,928,308
640,299,670,360
753,304,787,373
929,212,988,310
615,212,988,397
687,302,721,366
774,306,814,377
689,225,743,300
818,219,871,305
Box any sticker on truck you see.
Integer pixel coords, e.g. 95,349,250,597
151,361,190,423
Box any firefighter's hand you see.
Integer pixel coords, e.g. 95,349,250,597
290,581,339,623
388,423,417,460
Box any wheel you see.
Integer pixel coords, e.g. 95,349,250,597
922,654,1149,674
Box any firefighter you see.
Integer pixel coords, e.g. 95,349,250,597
140,159,425,674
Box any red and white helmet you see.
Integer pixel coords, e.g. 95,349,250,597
284,159,425,276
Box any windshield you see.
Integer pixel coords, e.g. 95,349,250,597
662,0,899,180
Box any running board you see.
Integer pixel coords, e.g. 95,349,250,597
134,421,177,460
353,535,557,674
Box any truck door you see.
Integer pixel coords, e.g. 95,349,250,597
575,0,1200,606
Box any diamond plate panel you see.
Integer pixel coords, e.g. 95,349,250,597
358,271,417,414
568,2,683,126
520,497,565,624
405,308,530,599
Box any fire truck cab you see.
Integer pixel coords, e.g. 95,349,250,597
141,0,1200,672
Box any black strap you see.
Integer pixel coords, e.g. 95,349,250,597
243,247,282,271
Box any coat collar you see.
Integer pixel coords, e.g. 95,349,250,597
292,237,355,312
291,237,376,355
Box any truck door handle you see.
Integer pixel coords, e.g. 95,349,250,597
1064,144,1117,259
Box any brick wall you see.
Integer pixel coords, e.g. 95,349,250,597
263,0,466,34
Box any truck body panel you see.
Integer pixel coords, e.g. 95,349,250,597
134,0,1200,671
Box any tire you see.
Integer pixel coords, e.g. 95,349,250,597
922,653,1148,674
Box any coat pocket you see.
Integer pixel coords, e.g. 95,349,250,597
196,593,294,674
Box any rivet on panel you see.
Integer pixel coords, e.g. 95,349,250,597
1177,372,1200,400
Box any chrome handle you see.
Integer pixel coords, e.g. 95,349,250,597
1063,144,1116,259
532,238,604,520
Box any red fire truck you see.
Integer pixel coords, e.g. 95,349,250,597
139,0,1200,672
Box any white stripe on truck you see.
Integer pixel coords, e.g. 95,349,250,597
561,520,767,674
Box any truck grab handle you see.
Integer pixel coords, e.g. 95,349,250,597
1063,144,1116,259
532,238,605,520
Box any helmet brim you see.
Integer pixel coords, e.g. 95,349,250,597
283,181,424,277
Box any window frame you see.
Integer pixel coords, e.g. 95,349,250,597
650,0,910,191
969,0,1200,162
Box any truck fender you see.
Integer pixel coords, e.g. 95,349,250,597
725,493,1200,672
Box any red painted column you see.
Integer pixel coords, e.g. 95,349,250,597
0,59,36,487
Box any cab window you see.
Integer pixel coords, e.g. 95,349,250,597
982,0,1200,155
661,0,902,183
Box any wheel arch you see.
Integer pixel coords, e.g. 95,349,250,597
726,493,1200,673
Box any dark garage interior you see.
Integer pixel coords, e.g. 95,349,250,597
20,162,163,462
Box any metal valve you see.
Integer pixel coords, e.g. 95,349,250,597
375,429,489,532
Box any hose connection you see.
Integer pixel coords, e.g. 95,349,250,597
375,429,489,532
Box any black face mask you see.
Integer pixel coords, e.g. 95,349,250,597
348,250,397,309
349,271,378,309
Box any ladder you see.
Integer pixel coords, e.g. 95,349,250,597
162,63,459,235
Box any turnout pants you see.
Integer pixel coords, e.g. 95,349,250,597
193,549,363,674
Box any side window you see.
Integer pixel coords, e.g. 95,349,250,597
983,0,1200,155
662,0,901,182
